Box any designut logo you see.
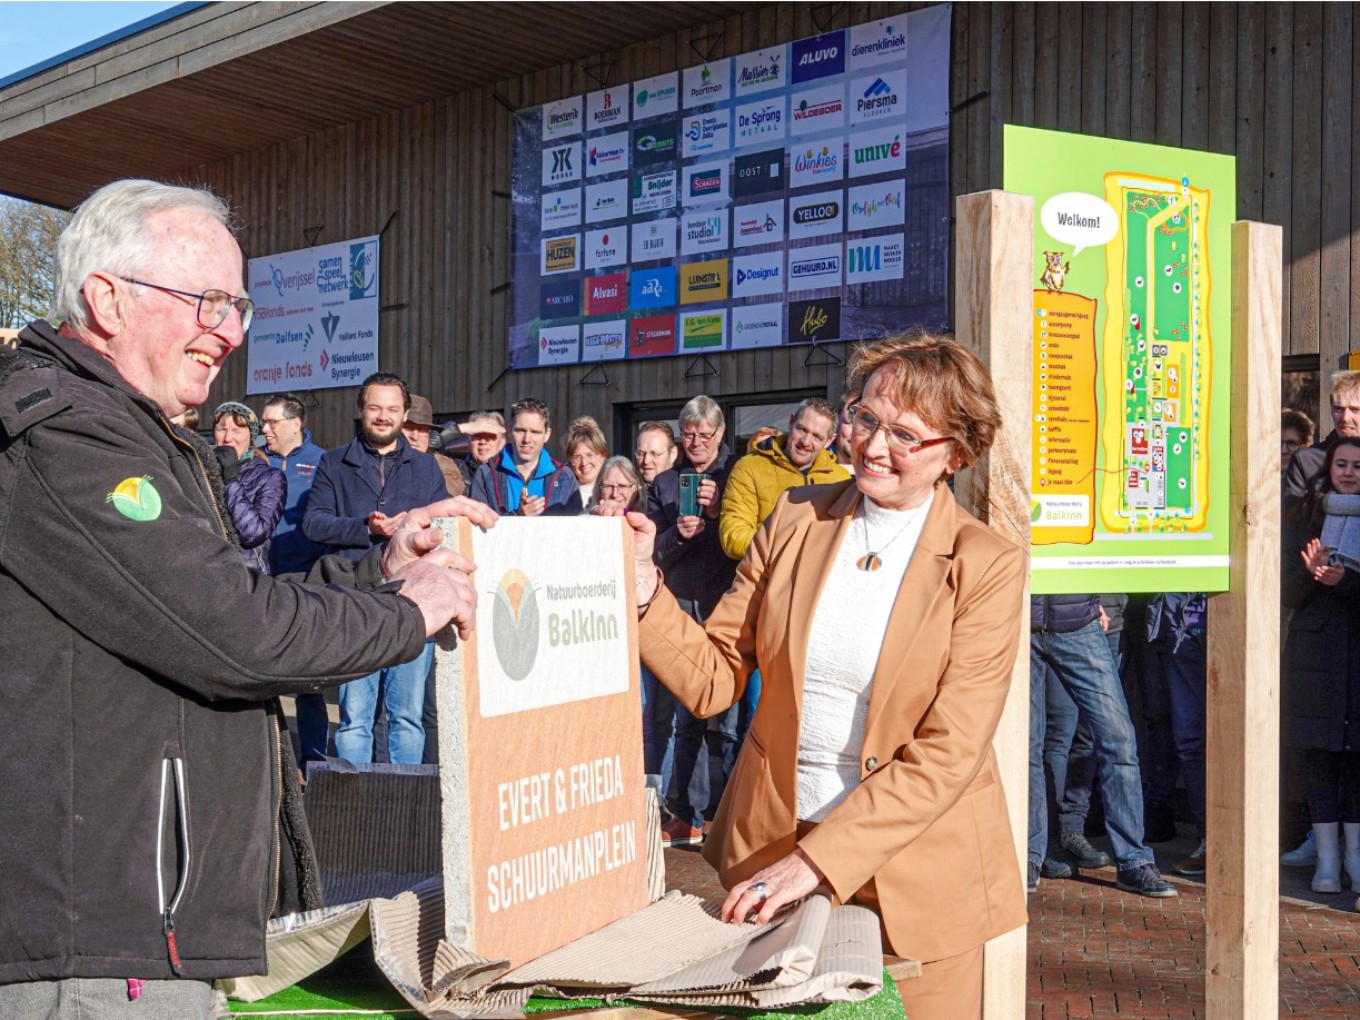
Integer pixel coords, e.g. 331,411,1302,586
492,568,539,681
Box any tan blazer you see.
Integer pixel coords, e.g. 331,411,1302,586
641,479,1027,962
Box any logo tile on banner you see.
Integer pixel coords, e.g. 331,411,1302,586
630,218,677,263
851,69,907,124
633,72,679,119
631,171,677,215
733,148,785,198
542,142,581,187
734,98,786,148
632,123,678,166
731,303,784,349
539,278,581,319
789,190,844,241
683,163,729,207
585,179,629,224
683,59,731,108
541,189,583,230
680,308,727,351
584,228,627,271
537,324,581,366
787,242,843,289
790,84,847,133
586,132,629,178
791,30,846,84
788,297,842,344
732,250,785,297
540,234,579,275
733,200,785,248
679,259,730,304
681,209,729,256
582,319,628,361
847,180,905,230
734,46,786,96
629,314,676,357
584,273,627,315
629,266,677,309
846,234,905,284
849,15,910,69
682,109,732,158
788,142,845,189
586,85,630,130
542,97,583,141
849,125,906,178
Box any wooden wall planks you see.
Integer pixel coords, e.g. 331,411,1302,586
192,2,1355,447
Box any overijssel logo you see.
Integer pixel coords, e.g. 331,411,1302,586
792,201,840,226
269,263,314,297
492,568,539,682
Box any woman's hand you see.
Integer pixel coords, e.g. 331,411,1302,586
1302,538,1345,586
621,510,661,607
721,848,826,926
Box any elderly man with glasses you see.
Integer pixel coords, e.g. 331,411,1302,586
645,394,739,846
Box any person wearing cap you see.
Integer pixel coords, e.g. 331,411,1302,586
455,411,507,489
403,394,463,497
212,400,287,574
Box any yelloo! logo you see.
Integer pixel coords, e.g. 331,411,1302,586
492,568,539,682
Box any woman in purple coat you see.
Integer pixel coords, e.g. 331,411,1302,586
213,401,287,573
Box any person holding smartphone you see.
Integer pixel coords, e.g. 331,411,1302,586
645,394,737,847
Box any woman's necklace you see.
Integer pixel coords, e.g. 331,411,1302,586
856,500,923,572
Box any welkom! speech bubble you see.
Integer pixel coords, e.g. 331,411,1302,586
1040,192,1119,259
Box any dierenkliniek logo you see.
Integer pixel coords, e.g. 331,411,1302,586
491,568,539,682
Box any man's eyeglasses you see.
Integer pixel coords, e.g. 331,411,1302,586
120,277,254,332
847,405,954,455
681,429,717,443
260,416,297,430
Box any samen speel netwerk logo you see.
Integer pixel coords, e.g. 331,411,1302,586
491,568,539,681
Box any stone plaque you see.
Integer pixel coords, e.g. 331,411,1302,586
436,516,649,967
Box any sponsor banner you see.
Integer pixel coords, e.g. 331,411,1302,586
849,15,910,69
731,250,785,297
629,265,677,308
734,97,786,148
539,278,581,319
682,109,732,158
680,209,729,255
542,142,581,187
680,308,727,351
632,72,679,119
629,313,676,357
540,188,582,230
586,85,630,130
845,232,905,284
732,147,785,198
537,323,581,366
851,69,907,124
585,178,629,224
734,46,786,97
790,84,846,133
730,302,784,349
848,124,906,178
542,97,583,141
540,234,580,275
631,170,677,214
679,259,730,304
583,228,626,271
582,318,627,361
732,200,785,249
787,296,842,344
792,30,846,84
846,180,905,230
788,141,845,189
630,217,677,262
683,58,731,109
584,272,628,315
788,189,844,240
683,162,728,206
786,241,843,289
632,122,678,166
586,131,629,178
247,235,380,394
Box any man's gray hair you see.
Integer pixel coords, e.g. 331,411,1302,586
678,394,724,430
53,179,233,333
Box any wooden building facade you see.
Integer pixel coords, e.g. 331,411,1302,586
0,2,1352,445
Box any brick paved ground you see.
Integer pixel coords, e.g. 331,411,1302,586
663,842,1360,1018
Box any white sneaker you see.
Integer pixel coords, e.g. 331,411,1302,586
1281,831,1317,867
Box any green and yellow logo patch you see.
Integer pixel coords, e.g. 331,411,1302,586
106,475,162,522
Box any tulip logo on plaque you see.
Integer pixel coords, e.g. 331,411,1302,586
492,569,539,682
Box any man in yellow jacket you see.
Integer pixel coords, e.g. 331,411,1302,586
719,397,850,560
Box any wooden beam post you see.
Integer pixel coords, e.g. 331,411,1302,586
1205,220,1282,1019
953,189,1034,1020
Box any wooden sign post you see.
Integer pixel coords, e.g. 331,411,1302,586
953,189,1034,1020
1204,221,1282,1019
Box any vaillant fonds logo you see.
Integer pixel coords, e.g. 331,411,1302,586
492,568,539,682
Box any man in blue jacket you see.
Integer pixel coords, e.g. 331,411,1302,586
303,372,451,764
469,397,582,515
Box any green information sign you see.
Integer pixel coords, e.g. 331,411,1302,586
1003,126,1236,593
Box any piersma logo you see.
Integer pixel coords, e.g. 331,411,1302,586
492,568,539,682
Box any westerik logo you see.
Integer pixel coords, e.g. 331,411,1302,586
492,569,539,682
548,108,579,133
857,77,898,114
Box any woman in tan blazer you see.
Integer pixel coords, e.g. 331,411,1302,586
628,333,1027,1020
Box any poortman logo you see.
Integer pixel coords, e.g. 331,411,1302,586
791,30,846,84
492,568,539,682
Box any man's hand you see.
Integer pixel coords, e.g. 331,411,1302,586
382,497,498,580
676,514,705,539
390,552,479,639
697,478,721,519
520,494,547,517
368,510,408,538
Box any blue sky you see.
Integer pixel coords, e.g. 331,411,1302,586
0,2,182,83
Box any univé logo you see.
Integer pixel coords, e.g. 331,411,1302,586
492,568,539,682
